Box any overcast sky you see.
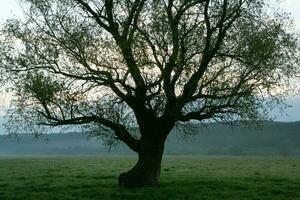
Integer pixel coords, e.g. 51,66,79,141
0,0,299,121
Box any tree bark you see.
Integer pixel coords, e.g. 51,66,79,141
118,135,166,188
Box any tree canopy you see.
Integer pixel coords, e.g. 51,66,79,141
0,0,299,187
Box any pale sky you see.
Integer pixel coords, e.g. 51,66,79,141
280,0,300,33
0,0,299,121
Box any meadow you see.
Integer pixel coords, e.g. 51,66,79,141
0,156,299,200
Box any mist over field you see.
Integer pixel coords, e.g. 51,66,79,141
1,121,299,156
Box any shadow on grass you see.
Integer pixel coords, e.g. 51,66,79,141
110,177,300,200
1,176,299,200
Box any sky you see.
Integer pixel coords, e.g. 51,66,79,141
0,0,299,121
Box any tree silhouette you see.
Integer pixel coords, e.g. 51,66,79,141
0,0,299,187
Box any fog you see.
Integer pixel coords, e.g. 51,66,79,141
1,121,300,156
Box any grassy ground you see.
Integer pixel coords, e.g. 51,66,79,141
0,156,299,200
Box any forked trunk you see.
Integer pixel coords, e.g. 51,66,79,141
118,136,166,188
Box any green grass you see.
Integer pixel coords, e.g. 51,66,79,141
0,156,299,200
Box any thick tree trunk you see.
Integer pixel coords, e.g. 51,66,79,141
118,136,165,188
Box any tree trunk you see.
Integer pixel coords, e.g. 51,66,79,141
118,135,165,188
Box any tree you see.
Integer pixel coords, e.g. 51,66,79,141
0,0,299,187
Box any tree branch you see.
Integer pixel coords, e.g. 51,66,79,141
52,115,140,152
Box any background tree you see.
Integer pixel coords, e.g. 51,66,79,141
0,0,299,187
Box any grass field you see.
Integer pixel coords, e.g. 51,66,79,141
0,156,299,200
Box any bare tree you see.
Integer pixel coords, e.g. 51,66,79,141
0,0,299,187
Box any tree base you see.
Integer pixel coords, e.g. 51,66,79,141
118,136,165,188
118,171,159,188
